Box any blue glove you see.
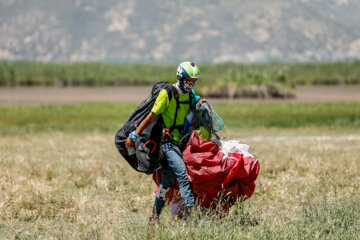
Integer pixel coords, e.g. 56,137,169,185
129,131,139,141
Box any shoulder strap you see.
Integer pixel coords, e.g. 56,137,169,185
189,89,195,109
159,84,180,133
172,87,180,131
163,84,178,103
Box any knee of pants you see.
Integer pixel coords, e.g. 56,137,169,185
156,184,170,201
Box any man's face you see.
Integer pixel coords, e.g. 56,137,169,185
183,77,197,91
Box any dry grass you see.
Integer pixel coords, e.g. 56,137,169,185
0,128,359,239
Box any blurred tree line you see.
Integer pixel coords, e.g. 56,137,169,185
0,61,359,88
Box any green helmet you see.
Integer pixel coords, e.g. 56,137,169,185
176,61,200,80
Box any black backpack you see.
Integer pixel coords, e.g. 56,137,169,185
114,81,194,174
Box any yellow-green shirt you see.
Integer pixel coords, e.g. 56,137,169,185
151,87,193,142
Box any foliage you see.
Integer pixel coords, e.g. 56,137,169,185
0,61,360,88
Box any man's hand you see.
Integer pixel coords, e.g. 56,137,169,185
125,137,135,149
196,98,207,110
125,111,158,149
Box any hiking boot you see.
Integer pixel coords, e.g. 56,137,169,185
181,206,193,220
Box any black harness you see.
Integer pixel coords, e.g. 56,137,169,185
162,87,194,146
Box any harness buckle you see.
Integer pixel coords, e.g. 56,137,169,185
162,128,171,143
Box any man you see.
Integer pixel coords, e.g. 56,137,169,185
125,61,201,220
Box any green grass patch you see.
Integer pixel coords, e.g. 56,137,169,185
0,102,359,136
216,103,360,128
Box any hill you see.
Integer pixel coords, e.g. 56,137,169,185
1,0,360,63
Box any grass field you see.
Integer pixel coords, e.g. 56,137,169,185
0,102,359,239
1,102,360,135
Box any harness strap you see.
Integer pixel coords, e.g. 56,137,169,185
169,89,194,133
162,87,195,144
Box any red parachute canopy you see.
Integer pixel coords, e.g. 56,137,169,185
153,131,260,211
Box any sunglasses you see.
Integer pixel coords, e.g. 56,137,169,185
185,78,197,84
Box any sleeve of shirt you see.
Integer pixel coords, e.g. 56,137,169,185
151,89,169,115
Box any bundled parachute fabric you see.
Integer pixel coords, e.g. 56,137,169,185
153,130,260,211
182,131,260,210
115,81,177,174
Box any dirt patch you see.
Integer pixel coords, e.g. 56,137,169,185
0,85,359,104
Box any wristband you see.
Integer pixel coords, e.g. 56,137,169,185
129,130,139,141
